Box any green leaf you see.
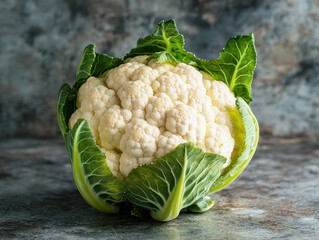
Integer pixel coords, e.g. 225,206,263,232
195,34,257,103
65,119,125,213
76,44,123,82
57,81,86,140
76,44,96,82
125,143,226,222
187,196,215,213
209,97,259,193
91,52,124,77
125,20,257,103
124,20,194,63
57,83,76,139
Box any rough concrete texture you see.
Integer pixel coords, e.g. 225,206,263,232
1,0,319,137
0,136,318,239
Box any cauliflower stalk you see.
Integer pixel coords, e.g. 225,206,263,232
57,20,258,221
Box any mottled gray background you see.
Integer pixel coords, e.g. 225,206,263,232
1,0,319,138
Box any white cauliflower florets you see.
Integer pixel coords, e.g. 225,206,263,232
69,56,241,178
125,55,149,65
98,105,132,150
81,85,119,114
69,109,101,144
156,131,187,157
148,58,175,74
106,62,144,91
76,77,104,108
204,79,236,111
173,63,204,89
100,148,124,180
166,102,197,142
119,153,138,177
131,66,159,85
120,118,160,158
205,122,235,168
146,93,174,127
118,80,153,110
152,71,188,103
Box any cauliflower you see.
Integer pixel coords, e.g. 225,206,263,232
58,20,258,221
69,56,239,178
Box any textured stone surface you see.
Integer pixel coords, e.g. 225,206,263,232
0,136,318,239
1,0,319,138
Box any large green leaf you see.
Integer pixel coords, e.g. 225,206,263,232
124,20,193,63
125,143,226,221
195,35,257,103
76,44,96,82
65,119,125,213
209,97,259,193
76,44,123,82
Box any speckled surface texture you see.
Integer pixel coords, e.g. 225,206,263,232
0,136,318,239
1,0,319,138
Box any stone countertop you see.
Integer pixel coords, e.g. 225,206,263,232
0,136,318,240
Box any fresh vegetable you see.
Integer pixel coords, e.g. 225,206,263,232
57,20,258,221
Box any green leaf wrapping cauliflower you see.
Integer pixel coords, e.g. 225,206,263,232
57,20,259,221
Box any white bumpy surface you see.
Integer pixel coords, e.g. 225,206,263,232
69,56,240,179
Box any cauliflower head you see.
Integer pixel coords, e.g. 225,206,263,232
69,57,242,179
58,20,258,221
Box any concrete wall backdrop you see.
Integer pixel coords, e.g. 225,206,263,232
1,0,319,138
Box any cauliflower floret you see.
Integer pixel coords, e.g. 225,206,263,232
98,105,132,150
196,114,207,145
81,85,119,114
148,58,175,74
132,109,146,119
125,55,149,64
187,88,207,113
166,102,197,142
76,77,105,108
173,63,204,89
202,96,220,123
216,108,244,139
203,79,236,111
119,153,138,176
205,122,235,168
152,72,188,103
100,148,124,180
156,131,187,157
120,118,160,158
118,80,153,110
131,66,159,85
146,93,174,127
69,109,101,144
215,111,236,137
119,154,154,176
106,62,145,91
